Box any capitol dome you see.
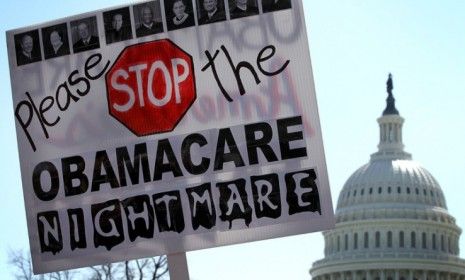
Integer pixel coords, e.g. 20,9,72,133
310,75,465,280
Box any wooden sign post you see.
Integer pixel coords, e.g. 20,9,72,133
167,252,190,280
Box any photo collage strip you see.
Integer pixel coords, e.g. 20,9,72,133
14,0,292,66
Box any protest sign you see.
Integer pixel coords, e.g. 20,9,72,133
6,0,334,273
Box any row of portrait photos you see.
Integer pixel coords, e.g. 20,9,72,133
14,0,292,66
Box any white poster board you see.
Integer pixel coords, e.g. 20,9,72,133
6,0,334,273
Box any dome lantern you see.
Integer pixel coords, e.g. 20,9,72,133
371,74,411,161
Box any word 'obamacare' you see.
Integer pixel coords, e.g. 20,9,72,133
32,116,307,201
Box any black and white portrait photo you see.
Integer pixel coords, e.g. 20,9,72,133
103,7,133,44
196,0,226,25
133,1,164,37
14,30,42,66
41,23,70,59
228,0,259,20
70,17,100,53
164,0,195,31
262,0,292,13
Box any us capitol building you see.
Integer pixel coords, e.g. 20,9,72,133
310,75,465,280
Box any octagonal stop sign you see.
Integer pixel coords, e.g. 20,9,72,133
106,39,196,136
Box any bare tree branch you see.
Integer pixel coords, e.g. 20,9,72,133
151,256,168,280
125,261,131,280
136,259,143,280
8,249,33,280
90,266,104,280
9,249,168,280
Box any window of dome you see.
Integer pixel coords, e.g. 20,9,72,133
415,188,419,195
448,236,452,253
387,231,393,248
361,189,364,196
399,231,404,248
422,232,427,249
441,235,445,251
407,187,411,194
411,232,416,248
432,233,437,250
388,187,392,194
423,189,427,195
364,232,369,248
354,233,358,249
344,234,348,250
430,190,434,196
369,188,373,194
375,232,380,248
378,187,382,194
397,186,401,194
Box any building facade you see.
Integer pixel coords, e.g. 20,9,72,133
310,75,465,280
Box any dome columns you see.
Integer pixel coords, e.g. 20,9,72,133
378,115,404,150
312,269,465,280
371,114,411,161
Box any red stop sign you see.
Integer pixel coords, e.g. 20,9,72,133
106,39,196,136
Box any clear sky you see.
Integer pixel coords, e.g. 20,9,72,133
1,1,464,279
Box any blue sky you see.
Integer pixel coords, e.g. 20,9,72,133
1,1,464,279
